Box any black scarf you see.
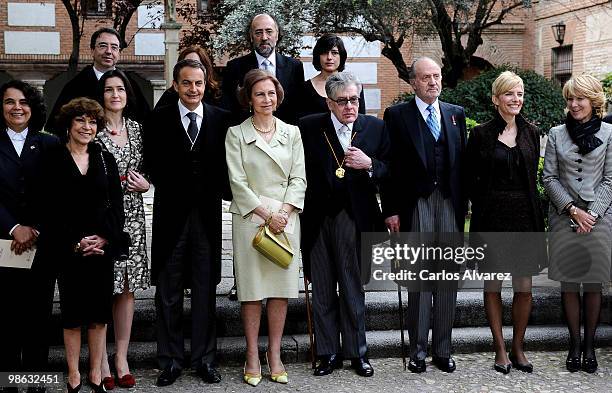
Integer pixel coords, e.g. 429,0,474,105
565,113,602,155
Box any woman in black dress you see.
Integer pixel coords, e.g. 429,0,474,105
300,34,365,118
39,98,124,393
466,71,544,374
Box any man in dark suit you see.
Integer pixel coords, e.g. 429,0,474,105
380,57,467,374
46,27,149,134
603,113,612,124
0,80,59,393
222,13,304,125
299,72,389,378
143,59,231,386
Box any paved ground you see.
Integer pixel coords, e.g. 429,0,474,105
36,349,611,392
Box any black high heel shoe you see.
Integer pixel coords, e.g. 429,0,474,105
493,362,511,374
66,382,82,393
566,354,581,372
509,353,533,373
582,353,598,373
87,379,107,393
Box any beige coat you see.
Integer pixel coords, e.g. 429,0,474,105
225,117,306,301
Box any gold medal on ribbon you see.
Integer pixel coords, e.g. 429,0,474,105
323,128,356,180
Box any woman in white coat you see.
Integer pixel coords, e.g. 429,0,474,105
225,69,306,386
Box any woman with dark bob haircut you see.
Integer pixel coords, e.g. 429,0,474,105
95,69,151,390
0,79,59,380
154,45,220,109
226,69,305,386
300,33,365,118
38,97,124,392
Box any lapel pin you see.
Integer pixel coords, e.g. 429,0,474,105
451,115,456,126
30,145,36,149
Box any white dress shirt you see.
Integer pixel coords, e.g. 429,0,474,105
255,51,277,77
415,95,441,131
178,99,203,146
330,113,353,152
6,127,28,157
93,66,114,80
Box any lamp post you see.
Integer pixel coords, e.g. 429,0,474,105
551,21,566,46
162,0,182,88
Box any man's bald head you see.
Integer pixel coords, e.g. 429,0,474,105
248,14,280,57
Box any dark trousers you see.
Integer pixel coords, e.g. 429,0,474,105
407,189,459,360
155,208,217,369
311,210,367,358
0,262,55,371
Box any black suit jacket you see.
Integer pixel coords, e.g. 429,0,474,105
380,98,468,231
299,113,390,283
222,52,305,125
46,65,150,134
0,130,59,246
143,102,231,286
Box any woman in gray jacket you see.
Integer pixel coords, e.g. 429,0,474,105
543,74,612,374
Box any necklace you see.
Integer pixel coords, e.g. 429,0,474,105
106,117,126,136
322,128,356,179
251,116,275,134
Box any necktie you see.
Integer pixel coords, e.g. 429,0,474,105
426,104,441,141
261,59,271,72
186,112,199,143
338,125,351,152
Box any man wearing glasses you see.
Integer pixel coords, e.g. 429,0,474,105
46,28,149,134
299,72,389,378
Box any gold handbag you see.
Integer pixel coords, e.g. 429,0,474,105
252,225,294,269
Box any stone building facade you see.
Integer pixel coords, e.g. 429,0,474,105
0,0,610,118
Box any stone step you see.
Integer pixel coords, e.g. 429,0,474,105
46,325,612,369
46,287,611,344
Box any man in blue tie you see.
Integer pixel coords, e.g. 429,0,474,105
380,57,468,374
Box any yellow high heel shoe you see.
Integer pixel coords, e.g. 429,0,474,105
243,361,262,387
266,352,288,384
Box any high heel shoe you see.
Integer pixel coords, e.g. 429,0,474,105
493,362,512,374
566,354,581,372
66,382,82,393
582,353,598,373
87,379,107,393
509,353,533,373
266,351,288,384
243,361,262,387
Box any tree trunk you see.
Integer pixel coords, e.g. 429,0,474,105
381,43,411,84
63,0,81,76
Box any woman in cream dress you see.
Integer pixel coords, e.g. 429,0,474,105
225,69,306,386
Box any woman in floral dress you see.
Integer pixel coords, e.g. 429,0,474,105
96,69,150,389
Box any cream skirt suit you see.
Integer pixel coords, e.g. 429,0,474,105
225,117,306,301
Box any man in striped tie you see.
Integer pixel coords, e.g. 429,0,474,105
380,57,468,374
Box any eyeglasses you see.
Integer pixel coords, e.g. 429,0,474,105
96,42,120,52
330,96,359,107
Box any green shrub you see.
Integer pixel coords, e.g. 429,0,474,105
602,72,612,104
396,66,566,135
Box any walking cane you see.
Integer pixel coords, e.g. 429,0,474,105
304,276,316,369
397,274,407,371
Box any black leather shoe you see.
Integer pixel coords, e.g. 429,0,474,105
197,363,222,383
566,354,581,372
65,383,81,393
432,356,456,373
86,380,106,393
26,388,47,393
582,354,598,374
313,354,343,376
156,364,182,387
509,354,533,373
494,362,512,374
351,357,374,377
407,358,426,373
